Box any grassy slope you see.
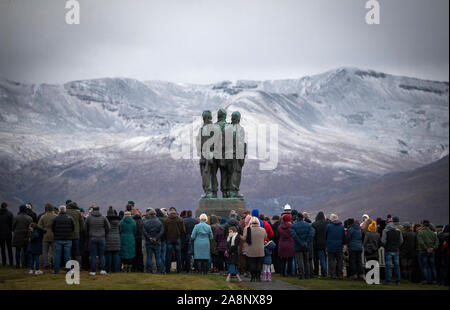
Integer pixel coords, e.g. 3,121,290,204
272,275,448,290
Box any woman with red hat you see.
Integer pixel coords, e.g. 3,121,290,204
278,214,295,277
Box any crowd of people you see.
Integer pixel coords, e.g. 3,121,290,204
0,201,448,286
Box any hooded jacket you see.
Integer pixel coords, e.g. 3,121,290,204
27,226,47,255
183,215,197,243
120,216,136,259
12,207,33,247
164,211,186,242
417,226,439,253
325,220,345,253
346,223,363,252
244,222,266,258
37,204,57,242
312,213,328,251
277,220,295,257
263,240,276,265
84,210,111,241
381,222,404,252
363,231,380,258
66,202,85,240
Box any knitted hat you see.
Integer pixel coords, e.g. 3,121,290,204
368,221,377,232
393,216,400,223
124,211,132,217
128,201,135,205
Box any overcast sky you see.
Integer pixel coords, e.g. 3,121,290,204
0,0,448,84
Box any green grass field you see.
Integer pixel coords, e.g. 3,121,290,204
271,274,448,290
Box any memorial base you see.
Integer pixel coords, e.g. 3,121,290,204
195,198,247,219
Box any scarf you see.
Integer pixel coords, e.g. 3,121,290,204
227,232,238,247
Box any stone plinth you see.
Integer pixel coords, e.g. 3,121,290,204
196,198,247,218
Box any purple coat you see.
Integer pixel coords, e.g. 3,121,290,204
214,226,227,252
277,221,295,257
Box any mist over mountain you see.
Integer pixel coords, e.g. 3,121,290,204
0,67,448,222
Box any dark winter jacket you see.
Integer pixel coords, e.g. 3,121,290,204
84,210,110,241
312,218,328,251
0,208,13,239
12,212,33,247
225,233,240,266
105,215,121,252
52,213,75,240
143,215,164,243
214,225,227,252
27,226,47,255
325,221,345,253
133,214,144,240
26,208,38,223
37,205,57,243
264,240,276,265
290,219,315,252
66,203,84,240
417,226,439,253
277,221,295,257
381,222,403,252
120,216,136,259
363,231,380,259
346,223,363,252
183,216,197,243
223,217,242,240
400,231,417,259
164,211,186,242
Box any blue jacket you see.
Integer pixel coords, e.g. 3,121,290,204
346,223,363,252
27,226,46,255
143,216,164,243
191,221,213,260
326,221,345,253
290,220,315,252
263,240,276,265
251,209,265,228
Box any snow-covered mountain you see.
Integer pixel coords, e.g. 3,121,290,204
0,67,448,219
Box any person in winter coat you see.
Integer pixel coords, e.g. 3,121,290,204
251,209,265,228
381,219,404,285
263,240,276,282
65,202,84,264
182,210,197,273
143,209,164,273
271,215,281,274
258,214,274,242
120,211,136,272
437,225,449,286
164,209,186,273
225,225,241,282
27,223,46,274
37,203,57,269
244,216,267,282
132,212,144,272
51,205,75,274
345,219,364,280
209,215,220,272
239,214,251,276
191,213,213,275
326,214,345,279
213,217,227,274
291,213,315,279
12,205,33,268
416,220,439,284
363,221,380,262
84,206,111,275
399,222,417,282
25,203,38,224
278,214,295,277
312,211,328,277
105,207,121,273
0,202,14,266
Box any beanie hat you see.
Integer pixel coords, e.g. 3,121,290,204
128,201,135,205
66,200,72,205
393,216,399,223
282,214,292,222
124,211,132,217
297,212,304,220
368,221,377,232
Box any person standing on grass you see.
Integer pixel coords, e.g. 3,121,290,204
214,217,227,274
164,208,186,273
155,208,168,273
399,222,417,282
131,209,144,272
65,201,84,265
277,214,295,277
245,216,267,282
417,220,439,285
143,209,164,273
363,221,380,263
105,207,121,273
0,202,14,266
325,214,345,280
263,239,276,282
84,205,110,276
312,211,328,278
120,211,136,272
225,226,242,282
345,218,364,280
381,217,403,285
52,205,75,274
37,203,57,270
291,213,315,279
27,223,46,275
12,205,33,269
437,225,449,286
182,210,197,273
191,213,213,275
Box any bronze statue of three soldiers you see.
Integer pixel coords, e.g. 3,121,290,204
197,109,246,199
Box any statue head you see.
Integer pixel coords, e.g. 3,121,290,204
231,111,241,124
217,108,227,122
202,110,212,124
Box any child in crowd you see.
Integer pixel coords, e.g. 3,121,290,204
27,223,46,275
225,226,242,282
263,240,276,281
